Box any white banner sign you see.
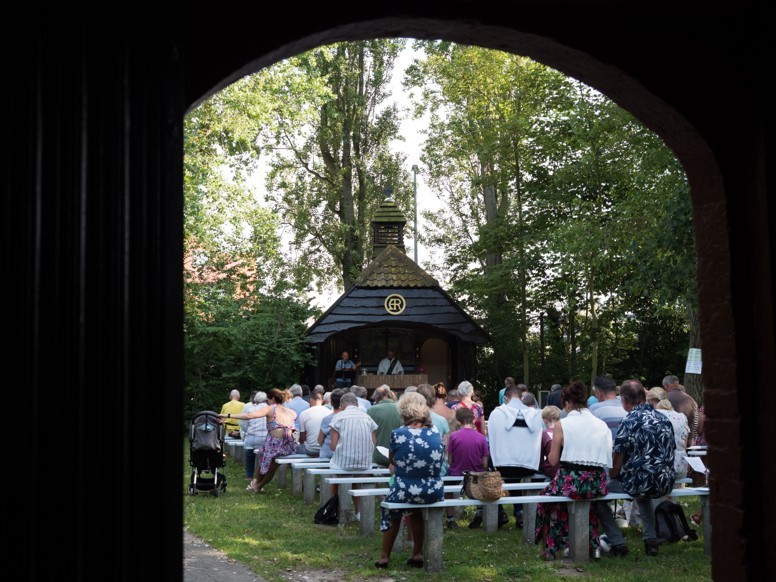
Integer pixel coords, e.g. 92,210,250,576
685,348,702,374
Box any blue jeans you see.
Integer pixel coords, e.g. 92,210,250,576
243,436,265,479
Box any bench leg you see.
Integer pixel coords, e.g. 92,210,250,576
338,483,354,523
423,507,444,572
292,466,304,496
319,477,331,507
304,471,317,505
701,496,711,556
360,493,376,536
568,500,590,563
276,464,288,488
523,503,537,544
483,503,498,533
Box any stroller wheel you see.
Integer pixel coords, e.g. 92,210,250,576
212,487,220,498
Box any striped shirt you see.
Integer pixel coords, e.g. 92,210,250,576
589,399,627,441
330,405,378,470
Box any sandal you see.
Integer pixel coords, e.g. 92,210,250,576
246,479,260,493
374,560,389,569
406,557,424,568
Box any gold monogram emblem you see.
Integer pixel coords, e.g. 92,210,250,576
384,294,406,315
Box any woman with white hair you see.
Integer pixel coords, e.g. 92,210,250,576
450,381,486,435
241,391,269,480
375,392,445,569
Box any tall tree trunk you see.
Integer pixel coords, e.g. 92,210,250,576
568,292,577,380
339,48,358,290
588,271,598,386
684,299,704,404
539,312,545,387
511,146,529,388
340,133,355,289
482,180,501,271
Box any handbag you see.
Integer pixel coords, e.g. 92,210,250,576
313,495,339,526
462,470,503,502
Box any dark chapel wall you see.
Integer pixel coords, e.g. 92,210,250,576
8,3,771,580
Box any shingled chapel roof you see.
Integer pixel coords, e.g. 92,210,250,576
354,244,437,288
305,244,491,345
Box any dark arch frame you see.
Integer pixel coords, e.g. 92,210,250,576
12,5,769,581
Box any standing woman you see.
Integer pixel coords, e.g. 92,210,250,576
432,382,457,432
220,388,297,493
450,380,486,435
535,381,612,560
375,392,445,569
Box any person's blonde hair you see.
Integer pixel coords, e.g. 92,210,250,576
542,405,561,423
397,391,431,427
646,387,667,402
655,398,674,411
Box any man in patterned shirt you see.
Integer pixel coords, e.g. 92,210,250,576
608,379,676,557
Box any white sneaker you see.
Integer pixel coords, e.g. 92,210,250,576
599,535,611,552
354,512,361,522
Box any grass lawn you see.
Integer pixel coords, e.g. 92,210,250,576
184,442,711,581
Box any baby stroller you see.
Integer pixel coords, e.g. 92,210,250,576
188,410,228,496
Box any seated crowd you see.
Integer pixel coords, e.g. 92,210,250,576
217,373,703,565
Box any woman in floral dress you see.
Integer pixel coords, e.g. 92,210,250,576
535,381,612,559
375,392,445,569
220,388,297,493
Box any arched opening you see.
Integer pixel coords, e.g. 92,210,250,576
184,17,740,578
14,8,767,581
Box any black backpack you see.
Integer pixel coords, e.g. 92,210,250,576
654,499,699,543
313,495,339,526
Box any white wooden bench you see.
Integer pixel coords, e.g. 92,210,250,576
380,494,571,571
273,454,324,489
348,480,551,537
284,461,331,496
299,464,387,505
223,439,244,466
379,486,710,572
303,467,391,520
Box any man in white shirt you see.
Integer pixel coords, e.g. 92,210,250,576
296,391,330,456
486,384,544,528
377,350,403,375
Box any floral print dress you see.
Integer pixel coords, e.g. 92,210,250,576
379,425,445,532
535,465,608,559
257,405,296,475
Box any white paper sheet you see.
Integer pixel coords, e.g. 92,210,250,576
685,454,707,474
